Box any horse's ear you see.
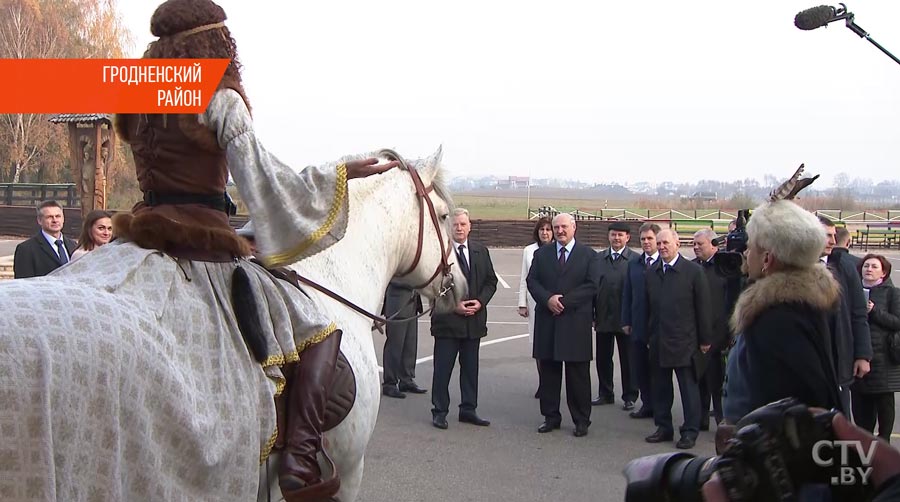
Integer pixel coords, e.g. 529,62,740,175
419,145,443,183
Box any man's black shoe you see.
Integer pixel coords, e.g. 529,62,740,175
629,408,653,419
622,400,635,411
382,386,406,399
537,421,561,433
645,429,674,443
574,424,589,437
676,436,697,449
432,416,448,430
459,413,491,426
399,382,427,394
591,396,615,406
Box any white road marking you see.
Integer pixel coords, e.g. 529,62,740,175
495,273,510,289
377,333,529,372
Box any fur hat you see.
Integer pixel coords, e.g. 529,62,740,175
745,200,825,269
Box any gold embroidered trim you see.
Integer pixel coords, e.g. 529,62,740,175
260,322,338,368
260,426,279,465
262,163,348,268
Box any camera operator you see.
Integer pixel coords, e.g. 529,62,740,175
702,411,900,502
722,200,843,425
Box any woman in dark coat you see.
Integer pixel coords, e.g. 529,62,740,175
722,200,843,424
853,254,900,441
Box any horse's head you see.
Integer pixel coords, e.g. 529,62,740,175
380,147,467,314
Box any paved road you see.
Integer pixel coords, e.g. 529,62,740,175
360,248,711,502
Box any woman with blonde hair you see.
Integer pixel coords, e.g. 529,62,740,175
723,199,843,424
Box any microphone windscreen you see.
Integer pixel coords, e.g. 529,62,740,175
795,5,836,30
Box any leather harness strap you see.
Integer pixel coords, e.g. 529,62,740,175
289,150,455,326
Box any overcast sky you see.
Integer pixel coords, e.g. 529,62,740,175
119,1,900,188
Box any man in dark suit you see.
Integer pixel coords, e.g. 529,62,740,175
621,222,661,419
592,221,638,410
832,226,861,271
691,228,731,430
14,200,77,279
430,208,497,430
382,282,426,399
820,217,872,416
527,213,600,437
644,229,712,449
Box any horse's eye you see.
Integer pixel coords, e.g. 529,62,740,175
440,214,449,221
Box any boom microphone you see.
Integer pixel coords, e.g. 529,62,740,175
794,5,837,30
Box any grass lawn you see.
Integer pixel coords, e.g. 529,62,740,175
454,194,631,220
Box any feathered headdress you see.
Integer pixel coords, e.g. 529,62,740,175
768,163,820,201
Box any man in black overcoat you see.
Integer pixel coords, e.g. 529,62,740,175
644,229,712,450
592,221,638,409
691,228,732,429
527,213,600,437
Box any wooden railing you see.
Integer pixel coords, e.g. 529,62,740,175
0,183,77,208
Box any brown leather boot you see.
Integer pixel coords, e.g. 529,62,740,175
280,330,342,502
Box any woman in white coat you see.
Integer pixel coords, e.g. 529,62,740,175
518,216,554,397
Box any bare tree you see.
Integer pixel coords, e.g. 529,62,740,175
0,0,131,183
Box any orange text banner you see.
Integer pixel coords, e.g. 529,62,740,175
0,59,230,114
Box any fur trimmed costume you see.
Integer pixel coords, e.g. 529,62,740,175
723,265,843,423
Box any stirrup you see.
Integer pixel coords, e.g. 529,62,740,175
281,443,340,502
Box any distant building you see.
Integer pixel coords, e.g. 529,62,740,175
495,176,530,190
681,191,718,202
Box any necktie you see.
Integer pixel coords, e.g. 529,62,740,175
645,256,652,268
55,239,68,265
663,263,671,275
457,244,470,277
612,252,620,261
559,247,567,267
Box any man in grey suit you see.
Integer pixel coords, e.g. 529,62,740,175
644,229,712,450
528,213,600,437
382,282,426,399
592,221,638,410
14,200,77,279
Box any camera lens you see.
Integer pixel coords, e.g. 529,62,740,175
623,453,716,502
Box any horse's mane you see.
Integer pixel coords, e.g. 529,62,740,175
336,150,453,208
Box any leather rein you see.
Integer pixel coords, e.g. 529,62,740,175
291,149,455,326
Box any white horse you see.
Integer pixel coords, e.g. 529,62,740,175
0,147,464,502
262,148,464,501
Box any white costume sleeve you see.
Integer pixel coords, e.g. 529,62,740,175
202,88,349,267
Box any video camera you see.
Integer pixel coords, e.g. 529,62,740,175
711,209,751,278
622,398,875,502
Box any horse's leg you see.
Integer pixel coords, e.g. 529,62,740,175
335,457,364,502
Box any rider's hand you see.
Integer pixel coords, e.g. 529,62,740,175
345,158,399,179
518,307,528,318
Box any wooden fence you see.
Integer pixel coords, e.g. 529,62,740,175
0,184,77,208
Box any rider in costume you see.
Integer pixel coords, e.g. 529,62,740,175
115,0,397,499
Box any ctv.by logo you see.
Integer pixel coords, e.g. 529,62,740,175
812,440,876,486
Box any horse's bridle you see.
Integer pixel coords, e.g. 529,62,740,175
292,149,456,325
